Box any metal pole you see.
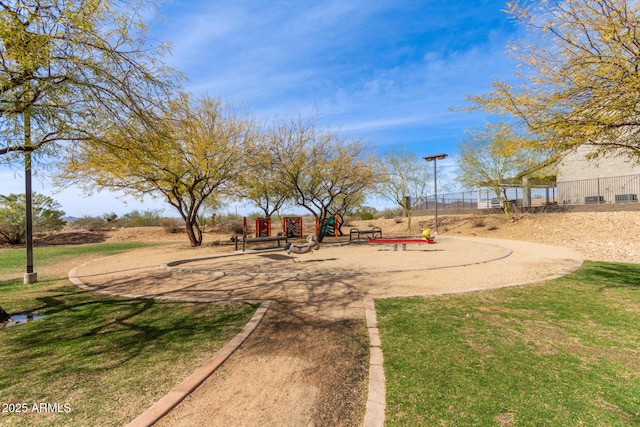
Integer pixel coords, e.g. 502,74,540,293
434,158,438,233
24,108,37,284
423,153,447,235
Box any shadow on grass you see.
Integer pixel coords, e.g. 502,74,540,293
3,287,254,378
0,278,21,287
34,230,109,246
562,261,640,289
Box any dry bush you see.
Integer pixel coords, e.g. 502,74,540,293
229,222,245,235
67,216,110,231
160,218,183,234
469,213,486,228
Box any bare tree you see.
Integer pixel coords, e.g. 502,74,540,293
376,145,432,232
457,122,545,220
264,116,375,241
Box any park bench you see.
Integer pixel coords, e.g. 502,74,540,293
235,235,288,251
349,227,382,241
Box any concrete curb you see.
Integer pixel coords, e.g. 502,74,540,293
363,297,385,427
69,263,272,427
124,300,272,427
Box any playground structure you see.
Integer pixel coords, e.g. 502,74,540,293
317,215,340,238
236,216,311,251
283,216,304,238
235,217,296,251
236,215,342,251
367,228,435,251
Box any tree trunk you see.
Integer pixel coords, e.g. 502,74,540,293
184,218,203,247
336,213,345,237
500,188,514,221
316,214,326,243
0,305,10,322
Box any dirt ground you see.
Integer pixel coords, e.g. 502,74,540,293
72,209,639,265
28,210,640,426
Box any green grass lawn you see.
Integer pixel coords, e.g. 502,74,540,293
0,243,258,426
376,261,640,427
0,242,156,274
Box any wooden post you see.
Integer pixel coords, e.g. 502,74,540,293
243,217,247,251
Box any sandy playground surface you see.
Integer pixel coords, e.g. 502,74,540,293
64,210,613,426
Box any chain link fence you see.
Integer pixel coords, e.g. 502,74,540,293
408,173,639,211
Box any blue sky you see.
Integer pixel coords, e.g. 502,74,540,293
1,0,520,217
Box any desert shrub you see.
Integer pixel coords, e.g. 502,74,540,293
119,209,163,227
360,212,374,220
229,221,245,235
352,205,377,221
104,213,118,224
379,207,404,218
160,218,183,234
469,213,486,228
68,216,110,231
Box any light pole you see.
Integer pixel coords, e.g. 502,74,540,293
423,153,448,234
24,105,37,284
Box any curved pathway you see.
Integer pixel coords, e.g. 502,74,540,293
69,236,583,426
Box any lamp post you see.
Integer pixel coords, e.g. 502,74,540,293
24,105,37,284
423,153,448,234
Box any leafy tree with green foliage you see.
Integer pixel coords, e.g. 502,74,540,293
0,0,177,162
55,94,256,247
352,205,377,220
0,193,65,244
239,137,293,218
1,0,177,283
